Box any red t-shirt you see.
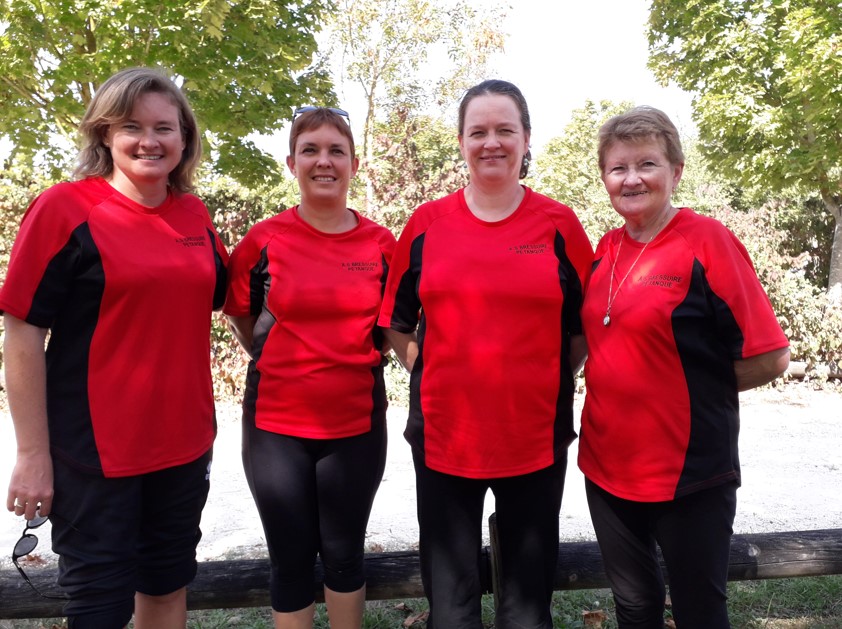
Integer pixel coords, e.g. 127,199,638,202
0,178,228,477
224,207,396,439
379,187,593,479
578,208,789,501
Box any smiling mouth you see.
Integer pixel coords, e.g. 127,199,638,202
135,155,163,161
623,191,648,197
313,176,337,182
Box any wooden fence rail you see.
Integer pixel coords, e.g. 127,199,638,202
2,528,841,619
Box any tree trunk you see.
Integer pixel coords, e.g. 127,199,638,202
822,193,842,305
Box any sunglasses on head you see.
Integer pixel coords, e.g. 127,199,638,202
293,106,351,125
12,512,69,600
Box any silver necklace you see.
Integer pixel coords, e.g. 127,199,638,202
604,210,672,326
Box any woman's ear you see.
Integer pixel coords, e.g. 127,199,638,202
672,161,685,191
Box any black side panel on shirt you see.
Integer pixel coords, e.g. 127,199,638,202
402,234,426,459
42,223,106,474
389,234,425,333
672,258,742,497
553,231,584,454
372,252,389,352
208,227,227,310
245,246,273,415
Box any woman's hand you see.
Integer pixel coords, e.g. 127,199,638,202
383,328,418,373
734,347,790,392
8,452,54,520
227,315,258,359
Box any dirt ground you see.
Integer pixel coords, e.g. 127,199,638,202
1,384,840,570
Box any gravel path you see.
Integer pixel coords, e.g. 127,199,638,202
1,385,840,570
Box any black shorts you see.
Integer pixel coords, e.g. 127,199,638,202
51,450,212,629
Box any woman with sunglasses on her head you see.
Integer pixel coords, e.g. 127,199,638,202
378,80,593,628
224,106,395,629
1,67,227,628
578,106,789,629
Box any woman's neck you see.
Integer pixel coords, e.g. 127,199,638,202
625,206,677,242
107,174,169,208
297,202,357,234
464,181,525,222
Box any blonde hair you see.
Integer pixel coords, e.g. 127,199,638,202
597,106,684,172
75,67,202,192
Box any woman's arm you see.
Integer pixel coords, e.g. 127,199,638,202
4,313,53,519
383,328,418,373
227,314,258,359
569,334,588,377
735,346,790,392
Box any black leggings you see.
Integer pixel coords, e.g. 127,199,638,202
586,479,737,629
242,415,386,612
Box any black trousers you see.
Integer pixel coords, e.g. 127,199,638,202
586,479,738,629
413,450,567,629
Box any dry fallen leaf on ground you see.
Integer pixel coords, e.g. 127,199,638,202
583,609,607,627
403,610,429,627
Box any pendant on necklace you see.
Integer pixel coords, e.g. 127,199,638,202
603,315,610,326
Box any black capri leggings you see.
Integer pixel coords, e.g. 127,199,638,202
242,413,387,612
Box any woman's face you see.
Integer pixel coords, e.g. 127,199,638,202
286,124,358,205
459,94,530,187
601,137,683,227
105,91,185,191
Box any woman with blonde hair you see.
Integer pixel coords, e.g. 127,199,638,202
2,67,227,628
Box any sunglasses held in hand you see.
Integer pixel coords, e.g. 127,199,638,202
12,512,69,600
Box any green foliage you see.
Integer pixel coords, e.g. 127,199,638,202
709,202,842,377
329,0,505,151
196,173,298,400
364,107,467,232
647,0,842,293
531,100,737,245
775,196,835,289
326,0,505,224
531,100,632,244
198,172,296,249
727,575,842,628
0,0,335,186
